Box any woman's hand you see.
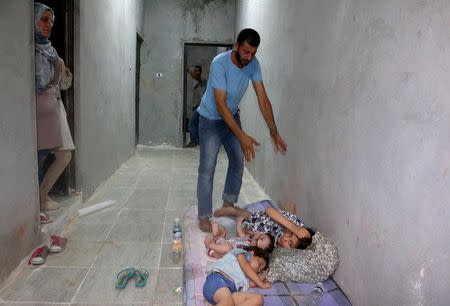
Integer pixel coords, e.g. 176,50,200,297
259,281,272,289
293,227,310,239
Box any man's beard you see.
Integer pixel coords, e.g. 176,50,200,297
235,48,250,66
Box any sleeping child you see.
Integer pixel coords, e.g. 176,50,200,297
203,246,271,305
204,219,275,259
213,201,315,250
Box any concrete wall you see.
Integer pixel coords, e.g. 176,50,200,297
74,0,144,198
236,1,450,305
0,2,39,284
140,0,235,146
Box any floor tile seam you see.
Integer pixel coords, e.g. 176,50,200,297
68,243,105,305
32,265,91,269
1,302,70,305
70,262,92,304
103,169,143,241
89,265,160,270
123,208,167,211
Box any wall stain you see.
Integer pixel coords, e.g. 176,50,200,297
181,0,228,33
16,225,25,239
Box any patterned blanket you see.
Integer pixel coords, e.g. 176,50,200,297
182,202,351,305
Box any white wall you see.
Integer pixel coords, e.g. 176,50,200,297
0,2,39,285
140,0,235,146
74,0,144,198
237,1,450,305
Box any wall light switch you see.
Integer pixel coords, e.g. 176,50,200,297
156,72,163,77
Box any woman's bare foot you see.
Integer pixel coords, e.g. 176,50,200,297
41,197,60,211
198,217,212,232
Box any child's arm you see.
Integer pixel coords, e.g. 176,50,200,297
265,207,310,239
236,216,247,238
236,254,271,289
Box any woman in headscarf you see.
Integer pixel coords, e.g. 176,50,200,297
35,3,74,224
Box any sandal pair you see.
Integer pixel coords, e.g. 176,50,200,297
29,235,68,266
115,267,149,289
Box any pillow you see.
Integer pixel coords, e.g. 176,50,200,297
267,231,339,283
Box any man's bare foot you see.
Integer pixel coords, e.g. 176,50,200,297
41,197,60,211
222,201,235,208
198,218,212,232
213,206,249,218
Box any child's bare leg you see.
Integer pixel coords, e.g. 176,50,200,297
232,292,264,306
213,287,234,305
213,206,250,218
204,237,233,256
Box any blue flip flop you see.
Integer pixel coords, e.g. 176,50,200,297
134,268,149,287
116,267,135,289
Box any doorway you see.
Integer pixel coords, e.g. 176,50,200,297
37,0,75,195
182,43,233,146
135,33,143,146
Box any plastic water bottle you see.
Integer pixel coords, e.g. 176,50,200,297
303,283,324,306
172,218,183,252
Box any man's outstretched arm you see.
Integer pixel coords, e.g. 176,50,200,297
252,81,287,153
215,88,260,161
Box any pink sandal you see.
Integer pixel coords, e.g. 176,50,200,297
49,235,67,253
29,246,49,265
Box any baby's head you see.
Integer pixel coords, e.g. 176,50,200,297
244,246,270,273
251,233,275,253
277,227,315,249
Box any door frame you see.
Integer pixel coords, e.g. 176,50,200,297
182,43,233,145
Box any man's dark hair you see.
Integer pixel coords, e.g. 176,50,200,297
236,28,260,47
244,246,270,268
194,65,202,73
295,227,315,250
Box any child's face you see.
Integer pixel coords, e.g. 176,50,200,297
277,232,300,249
249,255,267,273
254,234,272,250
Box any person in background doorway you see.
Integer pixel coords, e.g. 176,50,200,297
35,3,75,223
185,65,206,147
195,28,287,232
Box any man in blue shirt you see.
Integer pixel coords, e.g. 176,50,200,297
196,28,287,232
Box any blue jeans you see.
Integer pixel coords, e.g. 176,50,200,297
203,272,237,305
188,108,200,144
37,149,51,184
197,113,244,219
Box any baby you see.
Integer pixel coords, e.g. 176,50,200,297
214,202,315,250
203,246,271,305
204,219,275,259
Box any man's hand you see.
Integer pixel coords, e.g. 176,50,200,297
270,131,287,153
239,134,260,162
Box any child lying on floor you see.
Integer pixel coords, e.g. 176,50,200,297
213,201,315,249
203,246,271,305
204,219,275,259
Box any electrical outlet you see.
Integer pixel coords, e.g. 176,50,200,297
156,72,163,78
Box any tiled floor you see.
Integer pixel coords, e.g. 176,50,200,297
0,145,266,305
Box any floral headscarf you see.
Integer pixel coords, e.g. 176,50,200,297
34,3,57,93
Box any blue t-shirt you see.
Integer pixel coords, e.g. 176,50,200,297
206,248,252,291
197,50,262,120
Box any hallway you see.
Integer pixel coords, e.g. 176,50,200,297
0,146,267,305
